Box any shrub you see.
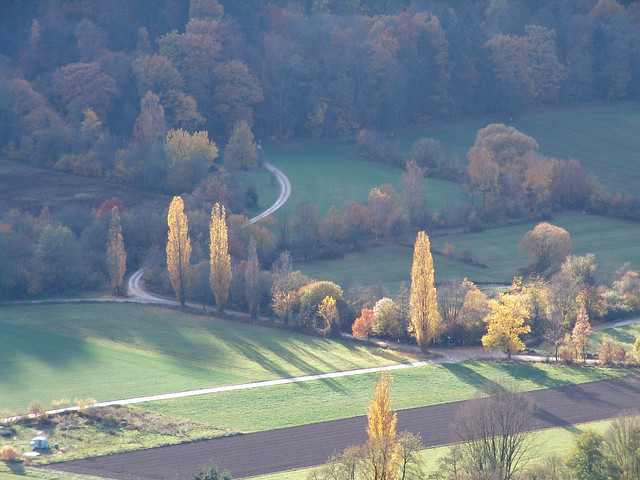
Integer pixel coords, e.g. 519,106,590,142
50,398,72,410
28,401,47,418
76,397,98,409
0,445,18,462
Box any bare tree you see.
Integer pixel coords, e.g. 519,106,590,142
453,380,534,480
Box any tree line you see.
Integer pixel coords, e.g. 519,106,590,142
160,190,640,366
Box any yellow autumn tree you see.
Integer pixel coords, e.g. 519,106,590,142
318,295,339,337
106,206,126,295
409,231,441,352
482,293,531,359
209,202,231,313
167,196,191,305
366,372,398,480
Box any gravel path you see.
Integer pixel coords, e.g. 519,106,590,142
47,374,640,480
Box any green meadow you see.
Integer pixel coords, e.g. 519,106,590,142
299,212,640,290
265,141,466,217
0,303,412,413
141,360,632,434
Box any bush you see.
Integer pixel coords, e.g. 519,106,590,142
0,445,18,462
50,398,72,410
599,338,627,365
28,401,46,418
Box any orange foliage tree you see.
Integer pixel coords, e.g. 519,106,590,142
352,308,376,339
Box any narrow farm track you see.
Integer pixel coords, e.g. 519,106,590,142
126,161,290,305
48,374,640,480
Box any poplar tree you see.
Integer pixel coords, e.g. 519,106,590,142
209,202,231,313
245,236,260,318
106,206,126,295
366,372,398,480
166,196,191,306
409,231,441,352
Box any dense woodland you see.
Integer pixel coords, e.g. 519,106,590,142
2,0,640,325
3,0,640,186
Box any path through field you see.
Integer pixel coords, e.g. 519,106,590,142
48,374,640,480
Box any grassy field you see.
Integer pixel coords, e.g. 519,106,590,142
298,212,640,290
265,141,466,217
0,303,413,414
398,104,640,193
141,360,634,434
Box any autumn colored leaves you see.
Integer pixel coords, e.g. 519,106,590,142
166,196,231,311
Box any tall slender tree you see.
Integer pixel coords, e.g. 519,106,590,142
245,236,260,318
409,231,440,352
209,202,231,313
366,372,398,480
106,206,126,295
166,196,191,306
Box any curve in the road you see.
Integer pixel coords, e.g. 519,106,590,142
249,161,291,224
48,374,640,480
127,161,291,304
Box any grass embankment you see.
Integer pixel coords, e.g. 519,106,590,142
0,303,413,414
299,212,640,289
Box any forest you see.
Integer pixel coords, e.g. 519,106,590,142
2,0,640,310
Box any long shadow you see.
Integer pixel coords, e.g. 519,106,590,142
220,329,347,393
493,362,566,389
439,363,489,391
0,320,90,379
532,406,581,434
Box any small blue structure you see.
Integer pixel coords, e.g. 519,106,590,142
30,435,50,450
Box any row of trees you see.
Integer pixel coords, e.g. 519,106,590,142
159,189,640,361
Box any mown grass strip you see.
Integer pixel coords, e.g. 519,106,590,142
140,361,636,434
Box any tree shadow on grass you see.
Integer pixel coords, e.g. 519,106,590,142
439,363,490,391
8,461,26,474
492,362,566,389
220,329,347,393
0,320,90,380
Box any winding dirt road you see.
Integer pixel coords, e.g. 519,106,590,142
127,161,291,305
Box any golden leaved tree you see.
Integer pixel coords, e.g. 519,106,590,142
209,202,231,313
166,196,191,306
481,293,531,359
106,206,126,295
367,373,398,480
409,231,441,352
